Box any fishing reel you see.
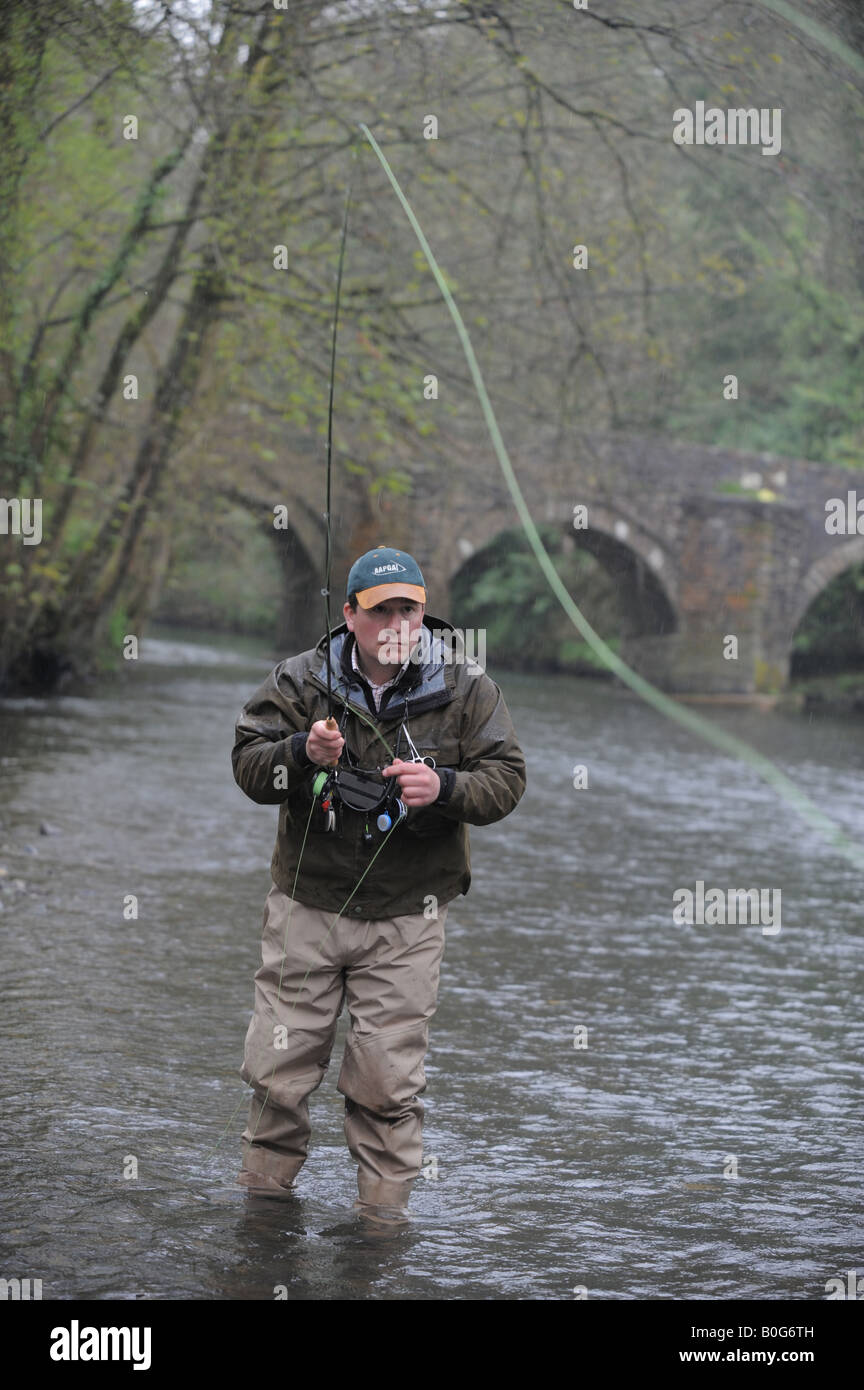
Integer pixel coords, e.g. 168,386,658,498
310,764,407,844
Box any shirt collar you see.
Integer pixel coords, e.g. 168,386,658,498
350,639,405,692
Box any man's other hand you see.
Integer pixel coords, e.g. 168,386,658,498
382,758,441,807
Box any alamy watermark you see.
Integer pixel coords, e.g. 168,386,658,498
1,497,42,545
50,1322,151,1370
673,880,781,936
377,620,486,670
825,491,864,535
1,1276,42,1300
825,1268,863,1299
673,101,781,157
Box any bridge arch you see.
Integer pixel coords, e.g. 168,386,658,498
446,511,678,661
788,538,864,677
217,485,323,650
565,508,678,638
789,535,864,638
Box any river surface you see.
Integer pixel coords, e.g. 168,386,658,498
1,629,862,1301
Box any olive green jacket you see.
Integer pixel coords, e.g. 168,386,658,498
232,614,527,916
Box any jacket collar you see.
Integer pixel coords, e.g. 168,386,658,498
309,613,456,720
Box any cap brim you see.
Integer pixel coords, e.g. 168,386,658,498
355,583,426,609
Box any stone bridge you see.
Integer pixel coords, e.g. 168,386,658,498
265,430,864,696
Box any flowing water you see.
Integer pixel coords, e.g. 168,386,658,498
1,629,862,1300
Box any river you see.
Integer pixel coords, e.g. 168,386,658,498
1,629,862,1300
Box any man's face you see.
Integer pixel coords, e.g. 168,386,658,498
344,596,426,668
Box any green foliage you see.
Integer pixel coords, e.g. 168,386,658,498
107,605,129,648
369,469,413,499
90,603,130,673
656,187,864,467
559,636,620,670
717,481,758,496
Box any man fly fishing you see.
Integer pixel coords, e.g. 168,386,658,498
231,546,526,1223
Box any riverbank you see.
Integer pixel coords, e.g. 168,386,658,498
670,675,864,716
779,672,864,717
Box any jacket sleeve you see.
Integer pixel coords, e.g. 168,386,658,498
432,665,526,826
232,660,316,805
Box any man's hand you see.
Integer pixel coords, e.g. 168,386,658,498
306,720,344,765
382,758,441,808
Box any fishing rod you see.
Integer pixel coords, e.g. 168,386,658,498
322,165,355,756
309,155,416,841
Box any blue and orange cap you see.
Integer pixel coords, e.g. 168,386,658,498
346,547,426,609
